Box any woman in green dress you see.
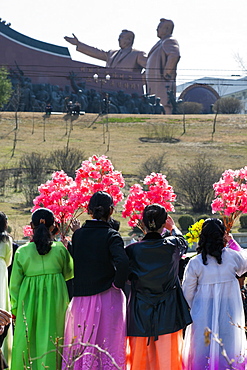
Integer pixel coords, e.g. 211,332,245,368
10,208,73,370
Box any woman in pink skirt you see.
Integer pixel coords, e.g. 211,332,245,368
62,191,129,370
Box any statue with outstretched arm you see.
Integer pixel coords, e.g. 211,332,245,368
64,30,147,73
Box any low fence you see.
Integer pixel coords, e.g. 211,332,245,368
17,233,247,250
123,233,247,250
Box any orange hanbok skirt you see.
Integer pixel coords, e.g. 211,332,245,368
127,330,183,370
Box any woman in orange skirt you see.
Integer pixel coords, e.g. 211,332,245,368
125,204,192,370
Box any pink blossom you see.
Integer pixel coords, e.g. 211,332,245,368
122,172,176,228
31,156,125,237
23,225,33,238
211,166,247,232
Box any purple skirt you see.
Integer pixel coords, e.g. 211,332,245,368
62,287,126,369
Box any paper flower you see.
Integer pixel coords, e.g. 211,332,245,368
74,155,125,206
211,167,247,232
122,172,176,229
31,155,125,238
23,225,33,239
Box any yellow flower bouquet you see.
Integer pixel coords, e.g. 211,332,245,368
184,219,205,248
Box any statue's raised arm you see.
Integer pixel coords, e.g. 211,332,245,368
64,30,147,73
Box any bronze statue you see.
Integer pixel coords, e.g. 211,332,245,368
146,18,180,114
64,30,147,74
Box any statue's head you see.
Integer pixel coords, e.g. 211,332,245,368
157,18,174,39
118,30,135,49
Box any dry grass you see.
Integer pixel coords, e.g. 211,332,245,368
0,112,246,240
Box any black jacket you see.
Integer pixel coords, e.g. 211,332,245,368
71,220,129,296
126,230,192,339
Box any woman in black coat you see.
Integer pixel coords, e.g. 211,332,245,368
126,204,192,370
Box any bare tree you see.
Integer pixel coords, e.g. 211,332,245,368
175,154,221,213
137,151,171,181
233,52,247,73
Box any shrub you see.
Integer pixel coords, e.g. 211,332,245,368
175,154,221,213
239,214,247,230
178,214,195,232
20,152,48,206
137,151,171,181
0,67,12,109
213,97,242,114
177,102,203,114
144,122,175,142
48,147,85,178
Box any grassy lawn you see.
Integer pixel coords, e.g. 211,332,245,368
0,112,246,240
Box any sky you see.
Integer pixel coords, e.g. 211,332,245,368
2,0,247,86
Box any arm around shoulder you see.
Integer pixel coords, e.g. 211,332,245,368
58,242,74,281
109,232,129,289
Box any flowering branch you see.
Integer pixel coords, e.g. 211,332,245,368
29,155,125,239
122,172,176,229
211,167,247,233
204,327,241,369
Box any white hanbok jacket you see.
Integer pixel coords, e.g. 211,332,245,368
182,246,247,370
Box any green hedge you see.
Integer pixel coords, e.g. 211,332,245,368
178,214,195,232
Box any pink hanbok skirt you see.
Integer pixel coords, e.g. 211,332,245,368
62,286,126,370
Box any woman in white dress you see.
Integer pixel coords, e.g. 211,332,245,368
0,212,13,366
182,218,247,370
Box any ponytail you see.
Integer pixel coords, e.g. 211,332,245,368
31,208,54,255
143,204,167,232
88,191,113,221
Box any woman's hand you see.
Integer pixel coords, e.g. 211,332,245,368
165,215,175,232
224,232,233,243
0,309,11,326
70,218,81,232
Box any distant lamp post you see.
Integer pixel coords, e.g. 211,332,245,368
93,73,111,116
92,73,111,151
93,73,110,83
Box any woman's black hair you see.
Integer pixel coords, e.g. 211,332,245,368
0,212,8,243
88,191,114,221
32,208,54,255
196,218,225,265
143,204,167,232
